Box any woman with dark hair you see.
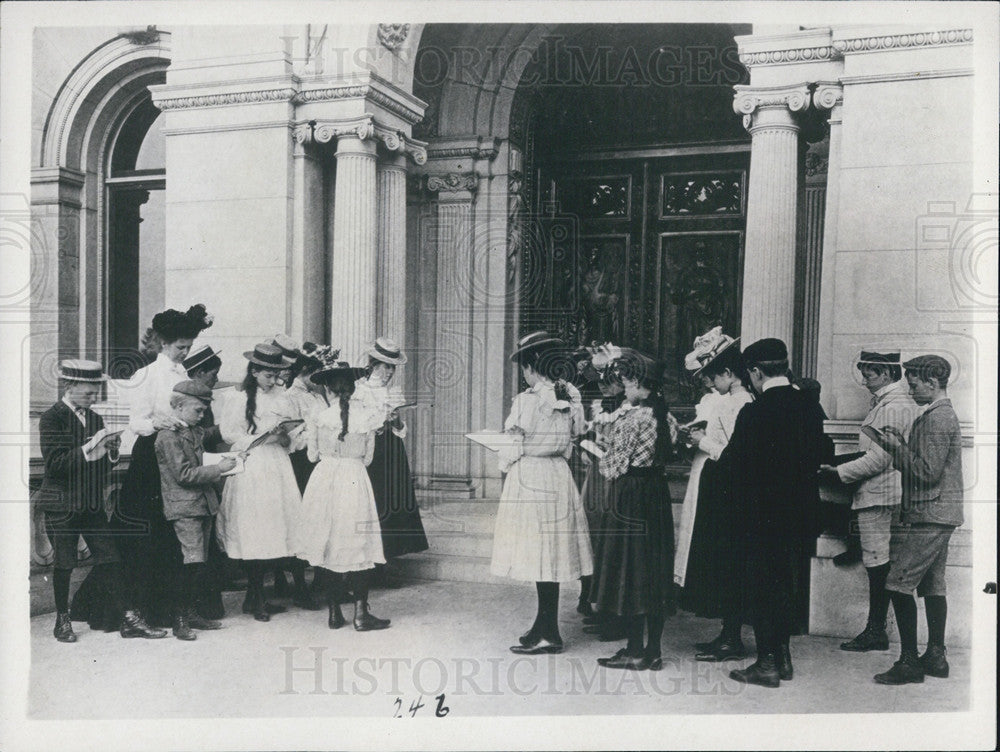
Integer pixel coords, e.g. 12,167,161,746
492,331,593,655
295,362,391,631
592,349,676,671
680,332,755,662
216,344,302,622
354,338,428,569
114,304,213,628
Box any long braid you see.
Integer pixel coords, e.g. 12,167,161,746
338,393,350,441
242,366,259,434
645,388,674,466
322,372,356,442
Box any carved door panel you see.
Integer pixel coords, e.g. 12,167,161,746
531,151,748,409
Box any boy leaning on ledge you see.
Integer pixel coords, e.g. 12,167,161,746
154,380,237,640
866,354,964,685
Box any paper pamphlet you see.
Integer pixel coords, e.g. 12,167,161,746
465,431,522,452
203,452,245,476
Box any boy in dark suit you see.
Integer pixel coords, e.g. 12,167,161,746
37,360,166,642
721,339,827,687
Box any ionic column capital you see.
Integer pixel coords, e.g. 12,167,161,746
733,84,812,117
298,117,427,165
812,82,844,111
314,116,376,146
425,172,480,197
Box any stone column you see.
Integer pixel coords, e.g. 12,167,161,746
812,82,844,416
427,172,478,496
329,133,377,363
733,85,811,351
376,152,409,345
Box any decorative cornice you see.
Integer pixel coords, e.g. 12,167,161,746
739,45,835,68
153,86,297,111
812,82,844,110
832,28,972,54
425,137,503,162
733,84,812,116
377,24,410,51
294,81,425,125
425,172,479,194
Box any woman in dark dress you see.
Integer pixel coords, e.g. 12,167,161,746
592,350,676,671
111,305,213,627
354,338,428,563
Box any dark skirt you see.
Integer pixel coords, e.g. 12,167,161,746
679,458,748,620
69,565,120,632
289,448,316,495
110,433,182,627
592,467,674,617
367,430,428,558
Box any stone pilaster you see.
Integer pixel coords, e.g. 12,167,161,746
812,82,844,416
733,84,811,352
330,134,378,364
376,153,409,346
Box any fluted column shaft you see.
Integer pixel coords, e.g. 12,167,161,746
376,153,408,347
331,136,377,363
741,105,802,350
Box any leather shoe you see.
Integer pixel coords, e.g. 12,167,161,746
696,640,745,662
730,655,781,688
172,614,196,641
577,600,595,618
874,653,924,685
598,652,650,670
510,638,563,655
120,610,168,639
186,609,222,630
776,645,793,681
328,603,346,630
53,612,77,643
263,601,286,614
919,645,949,678
840,624,889,652
354,612,391,632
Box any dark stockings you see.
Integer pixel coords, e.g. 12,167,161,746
924,595,947,648
529,582,561,642
53,568,72,613
578,575,592,604
889,590,918,656
866,563,891,628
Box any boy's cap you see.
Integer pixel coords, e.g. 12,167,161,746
173,380,213,404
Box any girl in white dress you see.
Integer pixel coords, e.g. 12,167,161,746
216,344,302,622
493,331,593,655
296,362,391,631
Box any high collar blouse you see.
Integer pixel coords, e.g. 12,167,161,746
126,352,190,436
353,377,408,439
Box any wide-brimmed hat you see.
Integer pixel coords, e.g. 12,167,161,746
60,359,107,383
183,345,222,374
243,343,296,370
856,350,900,370
693,336,741,378
271,333,301,359
613,348,662,384
510,330,564,362
684,327,739,374
366,337,407,366
172,380,213,404
309,361,368,385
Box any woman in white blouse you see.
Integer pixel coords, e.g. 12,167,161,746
679,334,755,663
113,305,213,627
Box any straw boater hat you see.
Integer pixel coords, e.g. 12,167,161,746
309,361,368,385
59,359,107,382
366,337,407,366
855,350,900,370
271,333,301,360
243,343,295,370
183,345,222,374
685,327,740,376
509,330,564,361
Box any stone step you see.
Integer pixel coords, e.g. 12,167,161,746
393,552,510,585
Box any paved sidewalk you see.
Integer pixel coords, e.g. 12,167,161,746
28,578,969,720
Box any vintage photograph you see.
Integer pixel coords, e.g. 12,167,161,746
1,1,996,750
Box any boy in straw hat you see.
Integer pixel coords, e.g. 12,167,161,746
155,381,236,640
37,360,166,642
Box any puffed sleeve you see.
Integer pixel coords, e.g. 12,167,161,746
566,383,586,438
220,391,252,451
127,366,156,436
504,392,533,434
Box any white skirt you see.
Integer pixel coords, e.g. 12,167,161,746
295,456,386,572
673,451,708,586
490,455,594,583
216,444,301,560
